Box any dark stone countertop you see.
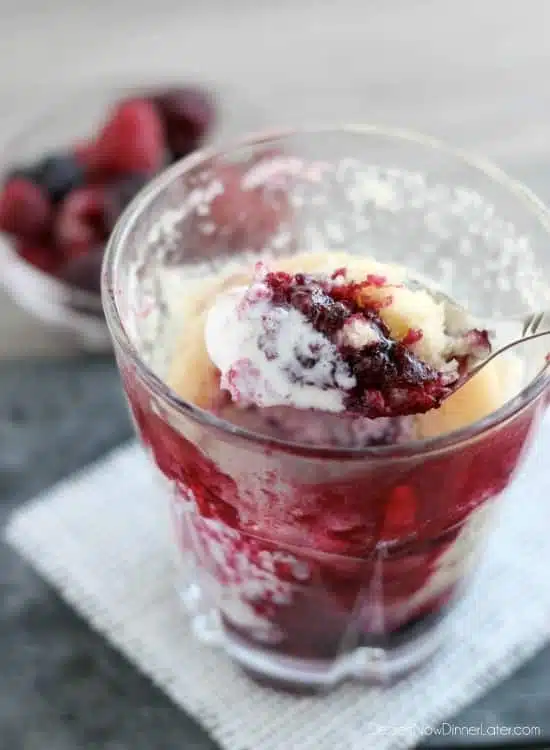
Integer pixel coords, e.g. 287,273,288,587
1,357,549,750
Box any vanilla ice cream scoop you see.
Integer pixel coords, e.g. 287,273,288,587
205,278,355,412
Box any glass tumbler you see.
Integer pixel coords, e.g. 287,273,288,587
102,127,550,691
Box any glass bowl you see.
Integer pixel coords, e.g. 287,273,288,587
102,126,550,690
0,78,262,352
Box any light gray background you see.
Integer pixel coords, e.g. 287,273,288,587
1,0,549,356
2,6,550,746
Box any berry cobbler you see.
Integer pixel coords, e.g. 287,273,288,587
123,241,535,688
105,121,549,690
103,245,529,689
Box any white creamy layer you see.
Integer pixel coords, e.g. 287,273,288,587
205,277,355,412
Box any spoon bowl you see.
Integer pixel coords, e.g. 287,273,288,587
411,277,550,389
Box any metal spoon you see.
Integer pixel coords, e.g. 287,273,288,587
415,281,550,385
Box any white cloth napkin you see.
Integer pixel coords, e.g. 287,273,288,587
5,416,550,750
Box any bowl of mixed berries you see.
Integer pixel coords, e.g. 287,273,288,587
0,82,216,350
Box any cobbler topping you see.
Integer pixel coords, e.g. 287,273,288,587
205,263,491,419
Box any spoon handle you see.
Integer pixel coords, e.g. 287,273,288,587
468,315,550,380
522,311,550,338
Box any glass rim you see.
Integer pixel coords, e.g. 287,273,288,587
101,124,550,460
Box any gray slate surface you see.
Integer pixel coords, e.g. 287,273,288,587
0,357,549,749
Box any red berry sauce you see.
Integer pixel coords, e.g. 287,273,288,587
122,351,543,678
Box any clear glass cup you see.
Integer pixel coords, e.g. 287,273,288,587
102,126,550,691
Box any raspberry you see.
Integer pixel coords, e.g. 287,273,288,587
91,98,165,174
177,150,290,261
54,187,108,258
0,178,52,240
153,86,214,158
17,241,60,274
208,161,289,250
73,141,98,174
209,163,246,226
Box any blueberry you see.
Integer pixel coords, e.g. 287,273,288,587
33,152,86,203
6,152,85,202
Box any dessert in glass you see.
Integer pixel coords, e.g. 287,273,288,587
102,127,550,691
